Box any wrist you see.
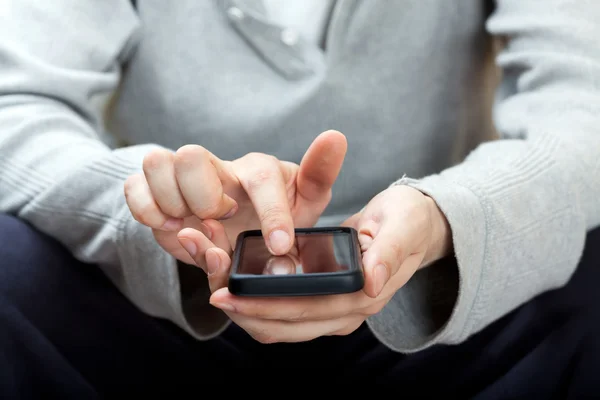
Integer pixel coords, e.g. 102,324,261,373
423,195,453,267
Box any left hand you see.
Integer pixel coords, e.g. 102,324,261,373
177,185,452,344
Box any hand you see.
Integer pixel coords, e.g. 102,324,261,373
181,185,452,344
123,130,347,268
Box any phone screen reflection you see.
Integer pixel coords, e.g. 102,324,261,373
236,233,352,275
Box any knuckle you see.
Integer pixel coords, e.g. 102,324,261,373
246,169,276,193
255,334,276,345
123,175,161,226
250,328,277,344
288,308,310,322
390,241,404,263
123,174,140,197
334,321,363,336
132,202,160,226
242,155,280,190
142,149,172,173
259,203,286,226
418,204,432,226
408,199,430,224
174,145,207,168
335,327,354,336
190,201,222,219
335,328,354,336
139,202,162,224
165,203,189,219
361,303,383,317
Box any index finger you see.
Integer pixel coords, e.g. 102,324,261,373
233,154,295,255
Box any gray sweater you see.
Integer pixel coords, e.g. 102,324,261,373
1,0,599,353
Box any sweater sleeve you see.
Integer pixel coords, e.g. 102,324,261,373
0,1,229,339
367,0,600,353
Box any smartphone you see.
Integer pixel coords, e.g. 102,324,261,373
228,227,364,297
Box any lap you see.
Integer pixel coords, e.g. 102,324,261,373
365,226,600,397
1,213,599,398
0,214,253,397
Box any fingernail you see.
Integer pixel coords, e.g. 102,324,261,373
180,238,197,257
221,205,238,220
205,249,220,276
199,223,212,240
269,230,290,254
211,302,235,313
161,218,182,231
373,264,389,297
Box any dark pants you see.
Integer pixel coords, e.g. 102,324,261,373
1,214,599,398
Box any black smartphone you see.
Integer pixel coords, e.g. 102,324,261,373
228,227,364,297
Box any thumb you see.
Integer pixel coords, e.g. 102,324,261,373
205,247,232,293
296,130,347,212
357,208,417,299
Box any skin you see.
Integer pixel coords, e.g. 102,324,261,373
124,130,452,344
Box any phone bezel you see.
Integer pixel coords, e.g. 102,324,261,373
228,226,364,297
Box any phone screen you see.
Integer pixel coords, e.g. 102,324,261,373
236,232,354,276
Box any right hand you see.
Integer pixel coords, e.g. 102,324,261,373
124,130,347,272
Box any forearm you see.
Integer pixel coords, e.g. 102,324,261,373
367,0,600,353
0,0,229,341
